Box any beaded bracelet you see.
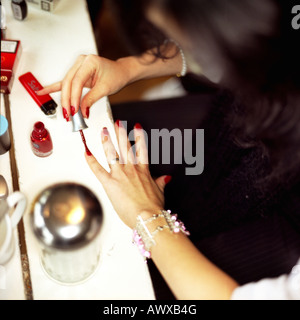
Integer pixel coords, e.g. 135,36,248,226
176,46,187,78
132,210,190,261
164,39,187,78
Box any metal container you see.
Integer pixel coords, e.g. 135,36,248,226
72,109,88,132
31,183,103,284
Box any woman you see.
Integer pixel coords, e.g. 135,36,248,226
38,0,300,299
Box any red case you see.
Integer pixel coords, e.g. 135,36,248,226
0,40,22,94
19,72,57,116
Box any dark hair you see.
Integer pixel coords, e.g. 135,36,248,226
110,0,300,185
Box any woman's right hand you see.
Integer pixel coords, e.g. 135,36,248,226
36,54,131,119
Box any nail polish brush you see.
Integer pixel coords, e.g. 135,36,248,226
79,129,92,156
71,109,92,156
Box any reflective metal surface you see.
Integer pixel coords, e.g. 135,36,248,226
72,109,88,132
31,183,103,250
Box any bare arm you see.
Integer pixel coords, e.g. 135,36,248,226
37,44,183,118
85,121,238,300
142,211,238,300
117,44,183,83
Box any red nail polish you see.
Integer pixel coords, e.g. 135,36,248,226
103,127,109,135
63,108,70,122
30,122,53,157
71,106,76,116
79,129,92,156
86,107,90,119
115,119,123,127
134,123,142,129
164,175,172,184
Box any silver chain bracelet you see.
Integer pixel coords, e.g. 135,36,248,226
133,210,190,261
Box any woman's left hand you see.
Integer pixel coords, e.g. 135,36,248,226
85,120,171,229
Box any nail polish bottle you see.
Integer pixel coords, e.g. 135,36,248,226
30,122,53,157
11,0,27,21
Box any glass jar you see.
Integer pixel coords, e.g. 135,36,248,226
31,183,103,284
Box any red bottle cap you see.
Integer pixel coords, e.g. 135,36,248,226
32,121,48,140
34,121,45,133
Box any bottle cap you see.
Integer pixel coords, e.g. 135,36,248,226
72,109,88,132
41,100,57,117
34,121,45,133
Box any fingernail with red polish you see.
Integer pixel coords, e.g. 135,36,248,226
164,175,172,184
102,127,109,142
63,108,70,122
86,107,90,119
115,119,123,128
71,106,76,116
134,123,142,129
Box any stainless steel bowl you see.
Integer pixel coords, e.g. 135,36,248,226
31,183,103,250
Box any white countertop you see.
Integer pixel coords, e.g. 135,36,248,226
0,0,155,300
0,94,25,300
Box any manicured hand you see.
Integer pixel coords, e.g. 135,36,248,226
36,55,130,120
85,121,172,229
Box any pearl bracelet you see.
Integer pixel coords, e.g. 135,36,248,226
132,210,190,261
176,45,187,78
164,39,187,78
